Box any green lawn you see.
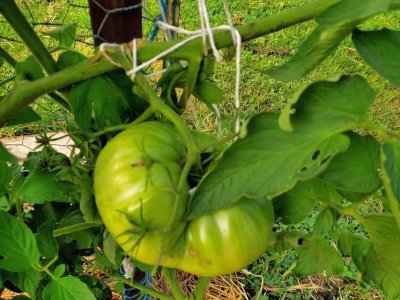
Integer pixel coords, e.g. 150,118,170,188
1,1,399,298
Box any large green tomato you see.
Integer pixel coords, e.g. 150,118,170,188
94,121,274,277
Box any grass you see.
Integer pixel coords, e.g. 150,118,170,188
1,1,399,299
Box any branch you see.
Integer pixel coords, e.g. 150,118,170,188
0,0,341,124
0,46,17,67
0,0,57,74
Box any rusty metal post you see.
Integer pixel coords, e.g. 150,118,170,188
88,0,142,46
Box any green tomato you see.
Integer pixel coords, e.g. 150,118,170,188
94,121,274,277
172,196,274,276
94,121,188,261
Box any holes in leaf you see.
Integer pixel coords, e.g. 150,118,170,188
300,166,308,172
298,238,304,246
320,155,332,166
312,150,321,161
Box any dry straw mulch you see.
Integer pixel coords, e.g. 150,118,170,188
151,270,248,299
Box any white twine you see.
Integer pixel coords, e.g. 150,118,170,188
198,0,223,62
144,68,168,78
130,38,139,80
126,34,203,80
99,42,123,67
99,0,242,134
154,21,242,134
142,0,146,27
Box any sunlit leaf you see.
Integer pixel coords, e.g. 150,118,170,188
189,76,373,218
188,113,349,219
268,0,394,81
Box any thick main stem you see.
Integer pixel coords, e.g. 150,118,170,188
0,0,342,124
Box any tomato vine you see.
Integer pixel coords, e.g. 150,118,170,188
1,0,400,299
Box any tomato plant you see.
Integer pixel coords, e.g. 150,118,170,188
1,0,400,299
94,121,274,276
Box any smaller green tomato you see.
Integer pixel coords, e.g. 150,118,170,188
169,197,275,276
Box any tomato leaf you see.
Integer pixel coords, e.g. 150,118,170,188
53,264,66,278
0,163,14,196
15,56,44,81
75,173,101,223
381,142,400,220
42,277,96,300
0,211,40,272
294,236,343,276
0,143,18,163
35,221,59,259
353,29,400,84
7,268,40,298
338,232,370,272
192,79,225,108
18,171,75,204
274,180,318,225
275,179,342,225
314,207,337,236
268,0,393,81
279,76,374,133
319,133,380,194
43,23,77,48
4,107,41,126
189,113,349,219
56,51,86,70
190,76,373,218
103,231,117,267
69,73,147,131
362,215,400,300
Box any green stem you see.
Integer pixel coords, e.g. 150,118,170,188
335,202,361,220
36,263,56,280
162,268,187,300
53,222,101,237
200,133,238,152
107,271,174,300
0,57,114,125
0,0,57,74
86,106,154,140
363,121,400,142
0,46,17,67
0,46,70,110
381,158,400,230
192,277,210,300
42,255,59,270
135,72,200,181
15,197,23,221
0,0,342,124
